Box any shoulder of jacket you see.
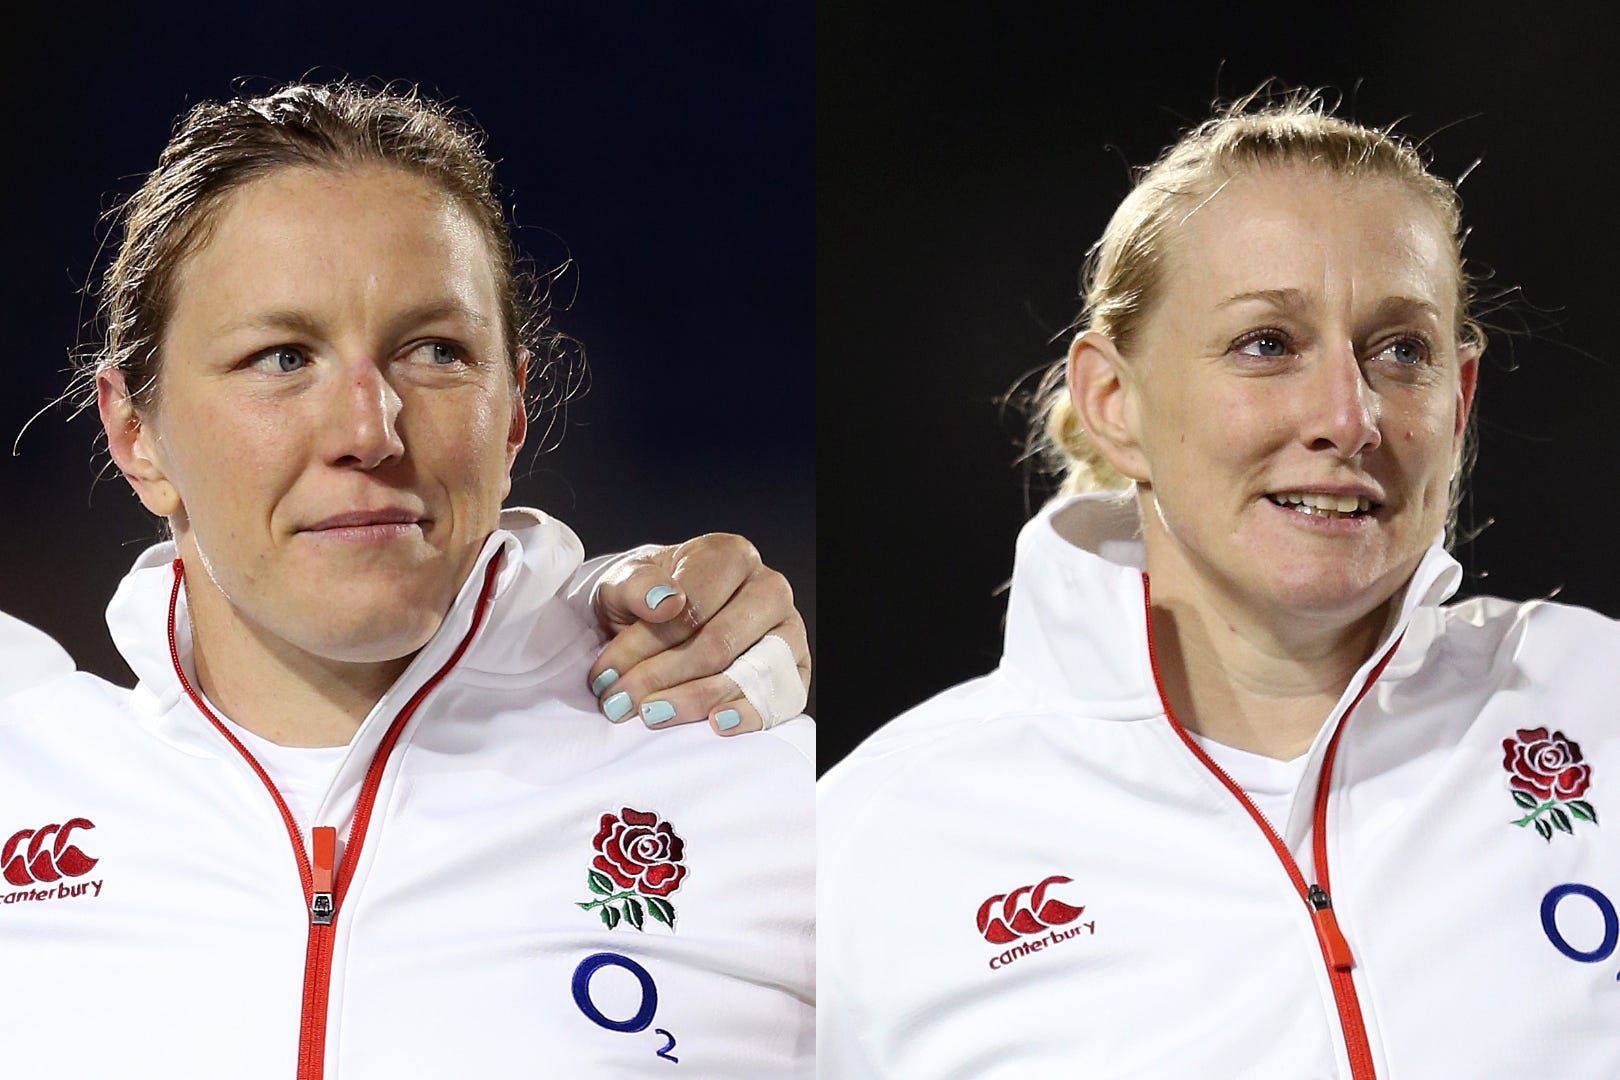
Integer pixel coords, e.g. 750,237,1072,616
1440,594,1620,653
0,669,129,735
1420,596,1620,705
818,671,1049,842
0,611,75,700
827,669,1042,768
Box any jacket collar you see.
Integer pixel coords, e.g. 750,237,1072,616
1000,492,1463,719
107,508,588,755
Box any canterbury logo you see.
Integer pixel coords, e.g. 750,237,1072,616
976,874,1084,944
2,819,98,886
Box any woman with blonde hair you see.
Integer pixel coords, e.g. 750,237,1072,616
820,91,1617,1077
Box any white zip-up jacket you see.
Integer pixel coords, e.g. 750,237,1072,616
0,510,815,1079
819,493,1619,1079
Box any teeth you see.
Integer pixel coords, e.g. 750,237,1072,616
1270,492,1372,516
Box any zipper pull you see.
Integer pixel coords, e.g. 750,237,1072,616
1306,884,1353,971
310,826,336,926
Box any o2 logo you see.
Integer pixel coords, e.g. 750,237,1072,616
1541,884,1619,980
572,952,679,1063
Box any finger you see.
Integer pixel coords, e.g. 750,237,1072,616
586,561,694,698
709,698,765,737
586,618,700,715
624,617,811,732
590,606,800,725
631,679,777,737
588,533,762,690
592,553,689,634
633,672,753,730
611,588,802,718
592,562,791,705
588,600,742,725
603,533,760,635
663,533,761,635
707,642,813,735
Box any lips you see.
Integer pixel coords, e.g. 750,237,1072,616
1266,478,1385,518
1265,489,1383,520
299,508,427,533
1269,492,1373,513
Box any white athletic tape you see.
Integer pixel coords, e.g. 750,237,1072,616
723,633,807,730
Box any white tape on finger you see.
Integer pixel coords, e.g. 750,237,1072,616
723,634,808,730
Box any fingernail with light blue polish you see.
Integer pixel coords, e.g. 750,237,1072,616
715,708,741,731
590,668,618,698
641,700,676,725
645,585,679,609
603,692,633,723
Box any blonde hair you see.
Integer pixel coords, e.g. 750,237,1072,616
1034,88,1484,500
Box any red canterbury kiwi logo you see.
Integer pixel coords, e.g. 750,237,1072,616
2,819,98,886
976,874,1085,944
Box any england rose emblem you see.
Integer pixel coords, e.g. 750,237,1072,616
1503,727,1599,841
576,807,685,930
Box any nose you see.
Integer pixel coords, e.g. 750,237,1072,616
323,358,405,469
1303,343,1381,459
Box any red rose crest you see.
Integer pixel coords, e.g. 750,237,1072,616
576,807,685,931
1503,727,1599,841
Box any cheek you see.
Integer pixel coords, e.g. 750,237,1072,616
419,389,515,495
1153,380,1289,473
160,405,294,516
1392,396,1460,479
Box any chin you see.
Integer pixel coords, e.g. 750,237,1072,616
1256,563,1404,625
310,615,442,665
288,584,446,664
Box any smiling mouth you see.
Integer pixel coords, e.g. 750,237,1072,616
1266,492,1380,519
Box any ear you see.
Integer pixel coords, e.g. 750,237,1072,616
97,371,182,517
1066,331,1150,483
1454,340,1481,445
501,348,530,499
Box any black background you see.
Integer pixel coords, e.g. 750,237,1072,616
2,5,814,715
819,3,1620,769
8,5,1620,770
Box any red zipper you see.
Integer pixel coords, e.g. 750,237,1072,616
167,554,504,1079
1140,574,1396,1080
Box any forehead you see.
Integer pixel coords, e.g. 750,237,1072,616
1158,166,1458,319
170,165,499,332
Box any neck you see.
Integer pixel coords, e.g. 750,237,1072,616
181,565,411,749
1139,502,1394,761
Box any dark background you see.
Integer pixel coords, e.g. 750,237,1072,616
2,5,814,716
819,4,1620,770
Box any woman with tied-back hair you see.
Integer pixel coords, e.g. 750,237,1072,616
0,81,813,1078
819,89,1618,1078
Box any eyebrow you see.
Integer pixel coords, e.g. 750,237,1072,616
1216,288,1444,324
1370,295,1444,325
1216,287,1309,311
217,299,494,338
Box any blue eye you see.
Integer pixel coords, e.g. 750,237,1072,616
252,346,308,373
410,341,464,366
1235,332,1290,358
1377,337,1430,366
